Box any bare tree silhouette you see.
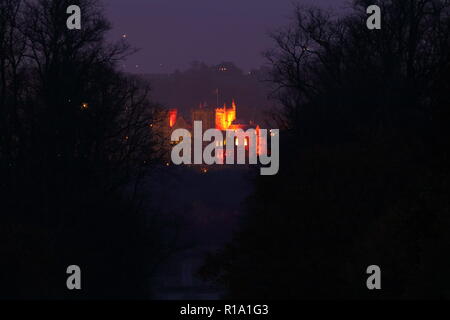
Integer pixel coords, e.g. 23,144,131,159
200,0,450,299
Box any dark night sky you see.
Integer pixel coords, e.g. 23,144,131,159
105,0,348,74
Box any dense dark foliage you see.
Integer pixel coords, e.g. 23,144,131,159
201,0,450,299
0,0,162,298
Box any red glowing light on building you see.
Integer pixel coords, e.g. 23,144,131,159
256,125,266,156
169,109,177,127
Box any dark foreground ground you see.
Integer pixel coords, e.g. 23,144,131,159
145,165,254,299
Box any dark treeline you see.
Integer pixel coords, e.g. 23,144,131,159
201,0,450,299
0,0,165,298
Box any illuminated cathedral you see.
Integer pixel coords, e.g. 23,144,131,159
155,99,266,164
167,99,247,131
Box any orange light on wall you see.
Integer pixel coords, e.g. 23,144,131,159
169,109,177,127
256,125,267,156
215,106,226,130
215,100,237,130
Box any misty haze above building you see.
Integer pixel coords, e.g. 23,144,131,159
141,62,274,124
